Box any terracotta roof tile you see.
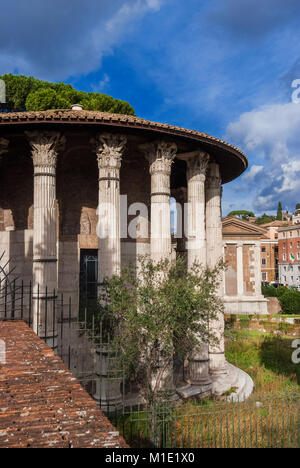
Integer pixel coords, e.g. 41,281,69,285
0,109,245,157
0,321,128,448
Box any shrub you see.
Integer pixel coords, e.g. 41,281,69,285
279,290,300,315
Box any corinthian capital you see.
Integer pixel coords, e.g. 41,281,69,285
140,140,177,175
186,151,210,181
95,133,127,170
0,138,9,161
26,132,65,169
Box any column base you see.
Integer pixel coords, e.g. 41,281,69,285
177,383,212,400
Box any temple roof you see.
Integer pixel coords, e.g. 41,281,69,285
0,109,248,184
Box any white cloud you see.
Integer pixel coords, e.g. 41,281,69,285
0,0,165,80
243,165,264,181
226,102,300,211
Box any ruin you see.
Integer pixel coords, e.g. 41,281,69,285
0,108,253,402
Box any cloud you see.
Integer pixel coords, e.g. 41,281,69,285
243,165,264,181
209,0,299,40
0,0,165,80
226,102,300,212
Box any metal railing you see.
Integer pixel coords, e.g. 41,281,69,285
110,392,300,448
1,271,300,448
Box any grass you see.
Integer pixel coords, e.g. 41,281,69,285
225,329,300,394
111,330,300,448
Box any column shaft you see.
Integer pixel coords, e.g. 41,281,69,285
206,162,226,376
27,132,64,349
237,243,244,297
96,133,126,286
94,133,127,409
141,140,177,396
185,152,212,388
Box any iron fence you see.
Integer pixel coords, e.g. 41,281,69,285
110,392,300,448
1,269,300,448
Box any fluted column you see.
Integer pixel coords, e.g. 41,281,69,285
183,151,212,389
140,140,177,397
26,131,65,350
94,133,126,410
141,141,177,263
95,133,127,286
206,162,227,377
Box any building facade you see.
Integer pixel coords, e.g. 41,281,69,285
222,217,268,315
278,225,300,288
261,226,279,284
0,108,252,400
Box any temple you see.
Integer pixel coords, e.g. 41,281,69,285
0,108,253,401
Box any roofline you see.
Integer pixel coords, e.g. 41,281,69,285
0,110,248,184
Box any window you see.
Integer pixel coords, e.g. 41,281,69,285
283,254,286,261
262,258,266,265
262,272,267,281
262,247,266,253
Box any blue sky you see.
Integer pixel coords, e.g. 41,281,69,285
1,0,300,216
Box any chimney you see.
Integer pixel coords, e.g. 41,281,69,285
71,104,83,111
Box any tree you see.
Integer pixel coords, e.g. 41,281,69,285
0,73,135,115
227,210,255,220
279,289,300,315
277,202,283,220
99,256,224,406
25,88,70,111
255,213,276,225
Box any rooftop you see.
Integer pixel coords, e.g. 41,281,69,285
0,109,248,184
0,321,128,448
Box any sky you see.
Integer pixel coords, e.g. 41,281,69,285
1,0,300,216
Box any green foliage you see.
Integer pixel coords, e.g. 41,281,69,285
277,202,283,220
0,73,135,115
255,213,276,225
262,285,278,297
279,289,300,315
225,329,300,392
227,210,255,220
100,256,225,405
261,285,298,315
25,88,70,111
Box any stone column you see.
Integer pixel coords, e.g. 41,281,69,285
140,141,177,263
237,243,244,297
26,132,65,350
181,151,212,391
206,162,227,377
95,133,127,285
140,140,177,397
254,243,262,296
94,133,127,410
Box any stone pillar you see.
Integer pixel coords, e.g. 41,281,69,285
237,243,244,297
206,162,227,377
254,243,262,296
183,152,212,390
94,133,127,410
140,141,177,263
140,140,177,397
26,132,65,350
96,133,127,285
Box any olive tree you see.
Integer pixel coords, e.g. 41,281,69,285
99,256,224,406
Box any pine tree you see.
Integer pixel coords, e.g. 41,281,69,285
277,202,283,220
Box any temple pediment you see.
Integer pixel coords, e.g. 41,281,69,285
222,217,267,239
